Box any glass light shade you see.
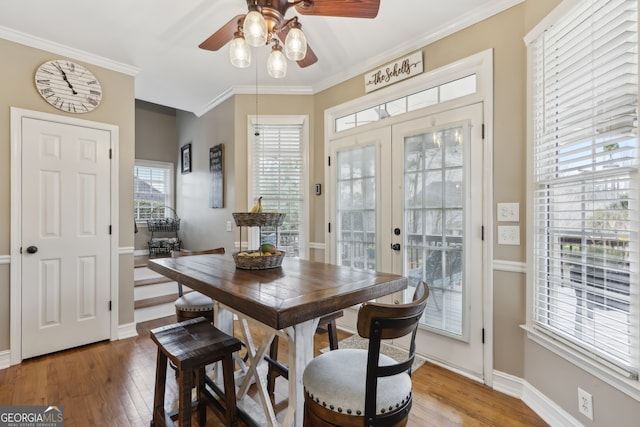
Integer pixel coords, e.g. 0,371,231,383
267,45,287,78
244,10,267,47
229,35,251,68
285,27,307,61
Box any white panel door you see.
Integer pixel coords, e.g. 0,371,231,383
21,117,111,359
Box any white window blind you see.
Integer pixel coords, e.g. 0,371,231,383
251,122,304,257
134,160,173,221
530,0,639,376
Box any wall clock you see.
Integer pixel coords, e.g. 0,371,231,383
34,59,103,113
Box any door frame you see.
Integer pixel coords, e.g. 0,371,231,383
324,49,494,385
9,107,120,365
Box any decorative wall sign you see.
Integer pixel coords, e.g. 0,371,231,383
364,51,424,93
209,144,224,208
181,143,192,174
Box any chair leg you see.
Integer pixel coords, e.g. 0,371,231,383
327,319,339,350
221,353,239,427
266,336,280,398
177,366,194,427
151,348,168,427
196,366,207,426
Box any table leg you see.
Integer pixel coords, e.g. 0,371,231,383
281,318,318,427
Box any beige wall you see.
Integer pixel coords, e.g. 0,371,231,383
0,37,136,349
134,100,178,251
174,97,237,253
174,94,315,253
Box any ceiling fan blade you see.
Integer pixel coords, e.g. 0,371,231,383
295,0,380,19
199,14,245,51
297,44,318,67
277,29,318,68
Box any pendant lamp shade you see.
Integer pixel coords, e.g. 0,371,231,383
244,9,268,47
284,24,307,61
230,33,251,68
267,43,287,78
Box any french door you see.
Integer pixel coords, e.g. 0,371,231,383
329,103,485,379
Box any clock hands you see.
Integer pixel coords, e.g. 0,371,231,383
53,62,78,95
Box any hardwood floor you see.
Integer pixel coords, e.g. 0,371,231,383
0,316,547,426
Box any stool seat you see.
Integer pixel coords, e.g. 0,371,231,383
171,248,225,324
175,292,215,311
151,317,241,427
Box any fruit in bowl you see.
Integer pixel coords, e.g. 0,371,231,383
261,243,277,253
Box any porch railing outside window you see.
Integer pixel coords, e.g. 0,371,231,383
529,0,639,377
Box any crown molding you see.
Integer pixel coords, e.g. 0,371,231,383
311,0,524,94
0,25,140,76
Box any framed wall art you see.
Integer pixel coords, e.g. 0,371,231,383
181,143,192,174
209,144,224,208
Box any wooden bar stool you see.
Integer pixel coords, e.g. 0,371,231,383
150,317,242,427
172,248,226,324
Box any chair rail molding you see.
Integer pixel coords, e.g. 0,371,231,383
493,259,526,274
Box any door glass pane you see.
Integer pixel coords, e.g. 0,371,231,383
337,145,376,270
405,125,465,336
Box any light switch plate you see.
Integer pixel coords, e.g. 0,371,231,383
498,225,520,245
497,202,520,222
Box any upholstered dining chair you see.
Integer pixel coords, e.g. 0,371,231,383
302,281,429,427
171,248,225,323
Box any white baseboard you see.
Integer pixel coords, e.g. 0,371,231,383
117,322,138,340
0,350,10,370
493,370,583,427
492,370,525,398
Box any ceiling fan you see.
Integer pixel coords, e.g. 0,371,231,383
199,0,380,76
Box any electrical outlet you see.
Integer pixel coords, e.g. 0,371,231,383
578,387,593,421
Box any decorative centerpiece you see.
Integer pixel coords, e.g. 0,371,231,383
232,205,286,270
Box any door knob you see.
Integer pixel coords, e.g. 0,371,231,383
391,243,401,251
26,246,38,254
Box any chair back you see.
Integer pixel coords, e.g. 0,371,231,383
356,281,429,426
171,247,225,258
171,248,225,295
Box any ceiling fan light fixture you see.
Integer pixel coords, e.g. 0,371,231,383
284,22,307,61
229,32,251,68
267,42,287,78
244,8,268,47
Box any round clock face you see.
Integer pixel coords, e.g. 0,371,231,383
34,60,102,113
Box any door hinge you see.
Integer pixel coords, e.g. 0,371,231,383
328,156,331,166
481,225,485,241
109,225,112,235
109,301,112,311
328,222,331,233
481,123,485,139
109,148,112,159
482,328,485,343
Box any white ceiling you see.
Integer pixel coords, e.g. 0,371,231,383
0,0,521,116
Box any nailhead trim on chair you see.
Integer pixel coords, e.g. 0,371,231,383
175,292,214,311
303,349,412,417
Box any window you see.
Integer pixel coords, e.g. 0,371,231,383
134,160,174,222
334,74,477,132
248,116,308,258
528,0,639,379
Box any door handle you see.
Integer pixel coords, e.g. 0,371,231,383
391,243,401,251
26,246,38,254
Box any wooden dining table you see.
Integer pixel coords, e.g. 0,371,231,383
147,254,407,427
